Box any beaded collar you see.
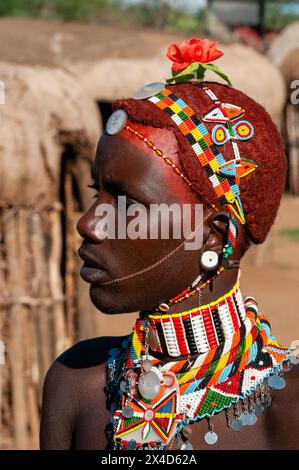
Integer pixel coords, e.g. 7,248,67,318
105,287,293,451
146,281,245,358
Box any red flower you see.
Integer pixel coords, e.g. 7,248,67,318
167,38,223,73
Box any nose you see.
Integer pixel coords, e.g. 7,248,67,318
76,200,108,242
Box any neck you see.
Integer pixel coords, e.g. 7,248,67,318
140,267,241,361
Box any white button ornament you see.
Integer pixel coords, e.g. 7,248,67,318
106,109,127,135
133,82,165,100
200,251,219,270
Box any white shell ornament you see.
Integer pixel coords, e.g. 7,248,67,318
106,109,127,135
133,82,165,100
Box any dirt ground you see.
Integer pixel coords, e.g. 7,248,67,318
93,195,299,349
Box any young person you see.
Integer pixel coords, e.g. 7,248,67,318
40,39,299,450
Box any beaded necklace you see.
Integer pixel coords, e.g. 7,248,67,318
146,281,246,357
105,284,293,450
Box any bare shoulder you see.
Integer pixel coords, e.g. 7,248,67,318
266,364,299,449
40,335,127,449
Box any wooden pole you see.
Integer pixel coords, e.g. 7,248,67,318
65,168,76,342
48,206,69,354
31,211,52,393
5,208,27,449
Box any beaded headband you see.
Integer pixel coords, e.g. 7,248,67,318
148,84,256,225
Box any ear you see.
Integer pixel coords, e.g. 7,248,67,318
202,210,231,253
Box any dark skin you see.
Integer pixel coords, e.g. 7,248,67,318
40,122,299,450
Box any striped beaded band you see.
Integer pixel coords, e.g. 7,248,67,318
147,282,246,358
151,311,256,374
148,86,255,225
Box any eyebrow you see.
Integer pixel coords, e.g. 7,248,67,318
103,178,128,196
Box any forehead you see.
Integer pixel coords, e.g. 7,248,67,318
97,123,179,164
92,122,194,202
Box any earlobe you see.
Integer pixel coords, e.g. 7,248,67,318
201,210,231,252
200,210,240,272
210,210,231,238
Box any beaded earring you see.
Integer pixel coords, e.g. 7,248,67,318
222,217,238,265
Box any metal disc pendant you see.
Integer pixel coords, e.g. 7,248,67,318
133,82,165,100
127,439,137,450
181,441,193,450
122,405,134,419
247,413,257,426
230,418,243,432
240,412,252,425
268,375,286,390
204,431,218,445
254,403,265,416
106,109,127,135
138,368,162,400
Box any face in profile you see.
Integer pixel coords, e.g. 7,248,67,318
76,121,206,314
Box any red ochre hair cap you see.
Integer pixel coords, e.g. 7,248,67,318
113,82,287,245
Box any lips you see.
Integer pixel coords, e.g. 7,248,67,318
78,246,109,285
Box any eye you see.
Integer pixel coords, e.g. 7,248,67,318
87,183,99,199
125,197,138,208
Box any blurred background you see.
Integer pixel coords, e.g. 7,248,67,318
0,0,298,450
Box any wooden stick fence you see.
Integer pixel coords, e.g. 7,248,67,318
0,198,77,449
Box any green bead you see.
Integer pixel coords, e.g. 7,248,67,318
227,247,233,255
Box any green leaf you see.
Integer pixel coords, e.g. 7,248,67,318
166,62,206,84
165,61,232,86
172,62,201,78
201,63,232,86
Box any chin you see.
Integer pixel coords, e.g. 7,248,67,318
89,284,135,314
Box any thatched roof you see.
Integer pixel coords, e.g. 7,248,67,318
0,62,100,205
0,18,285,122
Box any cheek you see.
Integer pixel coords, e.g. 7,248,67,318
89,246,200,313
105,206,192,275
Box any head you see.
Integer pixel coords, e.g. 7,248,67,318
77,81,286,314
